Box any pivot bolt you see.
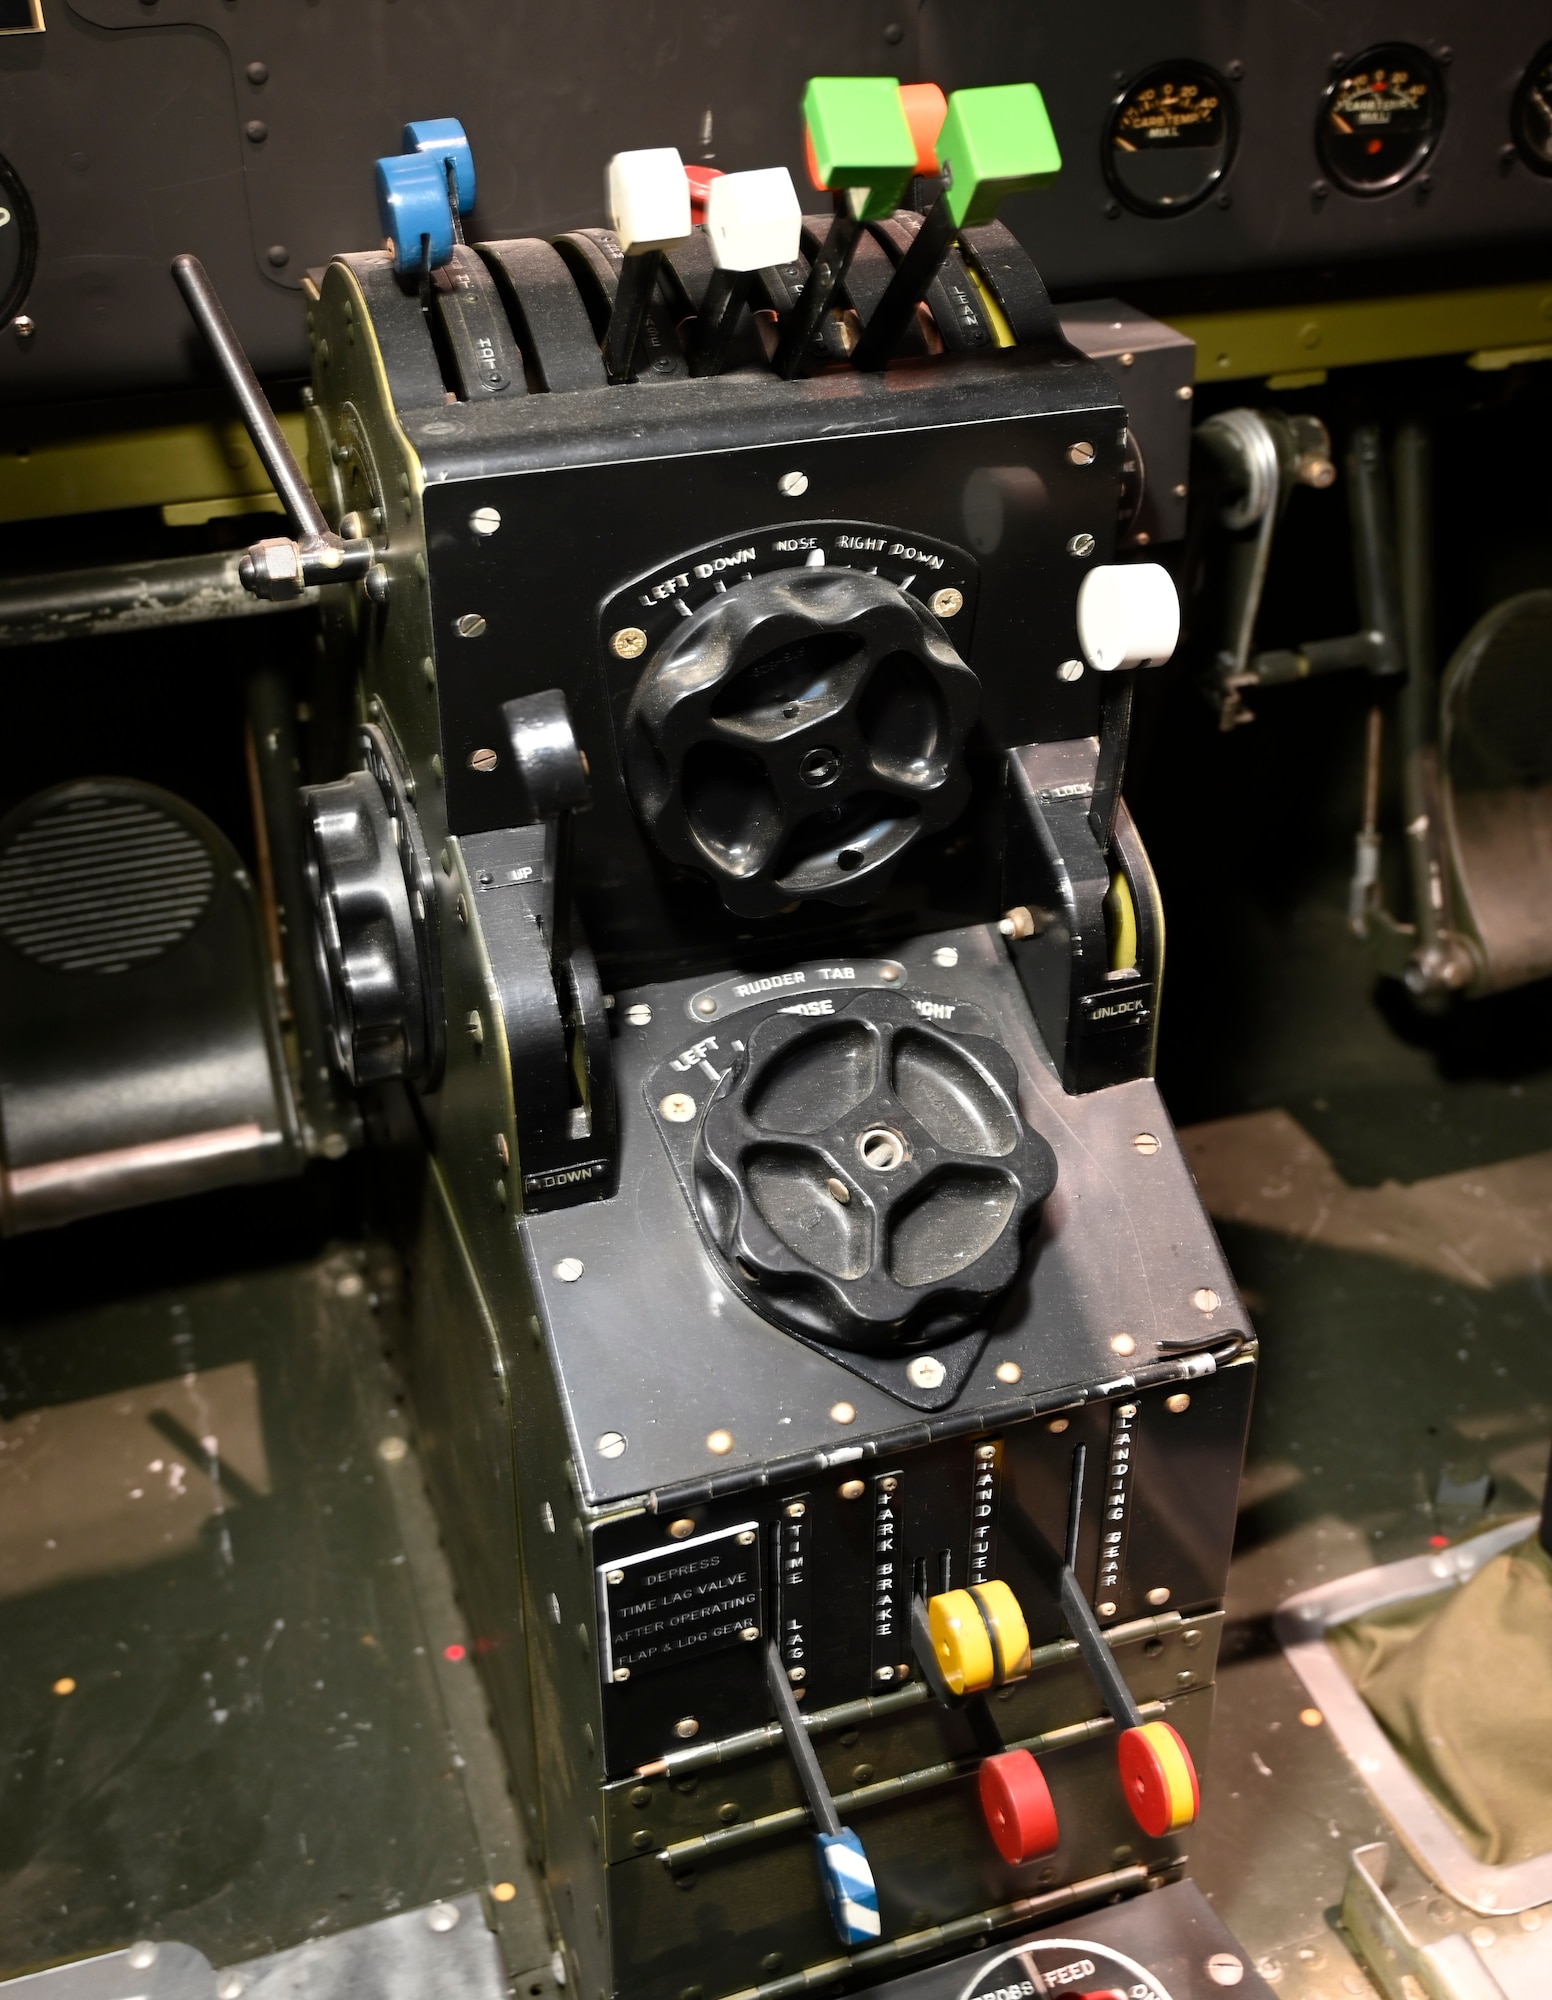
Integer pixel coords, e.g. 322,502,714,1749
799,746,841,787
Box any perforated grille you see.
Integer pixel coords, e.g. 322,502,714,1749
0,791,216,975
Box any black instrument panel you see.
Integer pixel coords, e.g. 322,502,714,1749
2,2,1552,402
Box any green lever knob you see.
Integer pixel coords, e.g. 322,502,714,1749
801,75,918,222
936,82,1062,229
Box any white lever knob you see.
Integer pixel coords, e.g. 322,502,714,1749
607,147,692,253
1075,563,1180,673
704,167,802,272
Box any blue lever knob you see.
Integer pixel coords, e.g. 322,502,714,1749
375,151,455,276
402,116,476,214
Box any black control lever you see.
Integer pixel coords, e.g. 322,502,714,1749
771,196,864,382
170,254,373,601
502,689,592,972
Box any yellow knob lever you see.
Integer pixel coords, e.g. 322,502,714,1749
926,1580,1032,1696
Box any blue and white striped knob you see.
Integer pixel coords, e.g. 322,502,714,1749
816,1829,880,1947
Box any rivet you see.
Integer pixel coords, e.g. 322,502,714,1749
1166,1392,1191,1414
879,964,901,982
470,506,501,536
929,587,963,618
595,1430,626,1458
625,1002,653,1026
465,1006,482,1043
706,1429,733,1456
245,60,268,83
606,1569,624,1585
1133,1132,1159,1154
13,314,36,341
126,1945,158,1972
456,894,468,927
1299,1707,1323,1727
266,244,289,269
977,1444,997,1461
826,1179,850,1205
785,1502,806,1519
668,1517,696,1539
737,1531,756,1546
660,1092,697,1123
1176,384,1194,402
245,120,268,144
555,1258,584,1283
1097,1601,1117,1617
1193,1287,1221,1313
879,1476,898,1493
1146,1586,1171,1606
440,847,451,874
673,1717,699,1739
491,1881,517,1902
494,1134,509,1169
839,1479,865,1500
718,1802,740,1824
611,627,647,659
693,995,718,1016
1067,533,1096,558
425,1902,460,1934
995,1361,1022,1384
1057,658,1084,682
1047,1417,1070,1434
875,1665,895,1683
739,1626,759,1642
907,1355,946,1389
1067,441,1096,466
1110,1333,1136,1356
378,1436,408,1464
217,1975,245,2000
1118,351,1135,368
455,613,487,639
830,1401,856,1424
778,471,809,497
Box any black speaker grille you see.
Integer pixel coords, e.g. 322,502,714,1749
0,791,216,975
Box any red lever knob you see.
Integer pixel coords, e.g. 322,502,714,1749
977,1748,1058,1864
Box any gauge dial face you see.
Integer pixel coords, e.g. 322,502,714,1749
957,1936,1174,2000
1512,42,1552,175
1318,44,1445,193
1105,62,1237,216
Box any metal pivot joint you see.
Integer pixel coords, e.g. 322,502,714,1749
169,255,373,601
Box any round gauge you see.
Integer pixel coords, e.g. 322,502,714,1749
957,1936,1174,2000
1317,44,1445,194
1511,42,1552,176
1105,62,1238,216
0,151,38,327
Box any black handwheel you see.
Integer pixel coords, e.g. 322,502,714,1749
623,567,979,917
693,991,1055,1350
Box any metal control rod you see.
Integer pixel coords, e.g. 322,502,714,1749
170,254,372,600
764,1642,842,1836
172,255,328,542
1056,1446,1144,1732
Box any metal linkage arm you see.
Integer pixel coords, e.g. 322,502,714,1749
170,254,372,601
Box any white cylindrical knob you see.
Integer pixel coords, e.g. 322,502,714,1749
704,167,802,272
1075,562,1180,673
607,148,692,253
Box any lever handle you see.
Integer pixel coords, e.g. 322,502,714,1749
692,167,802,378
604,149,692,382
772,77,917,380
850,82,1061,372
170,254,372,599
1076,563,1180,852
1059,1444,1200,1838
764,1641,881,1946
